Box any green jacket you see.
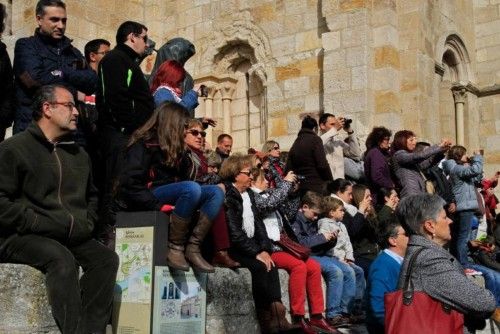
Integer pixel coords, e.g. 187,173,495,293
0,122,98,249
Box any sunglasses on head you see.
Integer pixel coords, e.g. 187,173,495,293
187,129,207,138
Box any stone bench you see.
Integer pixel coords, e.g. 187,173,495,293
0,264,291,334
0,264,493,334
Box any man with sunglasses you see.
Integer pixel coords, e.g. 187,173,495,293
96,20,155,238
0,84,118,334
13,0,97,134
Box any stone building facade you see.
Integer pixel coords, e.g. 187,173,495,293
2,0,500,173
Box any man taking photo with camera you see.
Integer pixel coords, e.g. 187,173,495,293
319,113,363,180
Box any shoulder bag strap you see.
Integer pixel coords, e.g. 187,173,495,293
402,247,425,305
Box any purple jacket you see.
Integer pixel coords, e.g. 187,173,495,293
364,147,394,203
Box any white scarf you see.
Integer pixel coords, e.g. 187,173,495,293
331,193,358,217
241,191,255,238
250,187,281,241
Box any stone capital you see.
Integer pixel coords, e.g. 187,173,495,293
452,87,467,104
219,83,236,100
202,84,218,100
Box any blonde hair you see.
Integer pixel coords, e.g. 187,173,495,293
219,154,254,182
262,140,279,153
322,196,344,214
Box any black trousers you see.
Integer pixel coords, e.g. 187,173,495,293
231,251,282,310
1,235,119,334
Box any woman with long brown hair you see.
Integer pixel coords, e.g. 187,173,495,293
118,102,224,272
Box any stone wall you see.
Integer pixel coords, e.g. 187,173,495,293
1,0,499,163
473,0,500,174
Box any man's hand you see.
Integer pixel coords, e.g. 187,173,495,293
201,117,217,127
256,251,274,272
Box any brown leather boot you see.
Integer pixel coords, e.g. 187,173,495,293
212,250,240,268
185,213,215,273
166,214,190,271
268,301,299,333
492,307,500,325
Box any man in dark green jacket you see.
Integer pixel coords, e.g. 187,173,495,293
0,84,118,334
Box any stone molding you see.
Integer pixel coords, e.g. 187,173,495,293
197,11,274,83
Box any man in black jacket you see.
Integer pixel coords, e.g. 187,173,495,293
13,0,97,134
0,85,118,334
96,20,154,229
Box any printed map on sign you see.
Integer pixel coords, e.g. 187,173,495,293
115,227,154,304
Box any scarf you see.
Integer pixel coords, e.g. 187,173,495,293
240,190,255,238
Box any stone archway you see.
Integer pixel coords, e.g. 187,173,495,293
435,33,473,146
195,12,273,152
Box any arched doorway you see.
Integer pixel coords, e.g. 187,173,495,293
436,34,473,146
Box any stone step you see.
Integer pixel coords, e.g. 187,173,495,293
0,264,496,334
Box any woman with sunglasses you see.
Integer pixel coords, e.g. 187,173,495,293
184,118,240,268
262,140,284,188
118,102,224,273
219,154,296,334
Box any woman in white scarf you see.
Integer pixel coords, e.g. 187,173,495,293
250,168,341,334
219,154,295,334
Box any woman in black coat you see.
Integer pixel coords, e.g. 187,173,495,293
219,154,296,334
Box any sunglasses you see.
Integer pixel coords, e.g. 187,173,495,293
187,129,207,138
272,146,280,150
239,170,252,177
134,33,148,43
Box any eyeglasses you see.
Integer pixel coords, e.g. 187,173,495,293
391,231,407,238
49,101,76,111
187,129,206,138
239,171,252,177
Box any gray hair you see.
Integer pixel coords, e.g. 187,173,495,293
396,194,446,236
32,84,69,121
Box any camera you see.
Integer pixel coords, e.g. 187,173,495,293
200,85,209,98
343,118,352,129
296,175,306,181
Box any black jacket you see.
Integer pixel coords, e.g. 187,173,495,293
345,211,379,260
0,41,14,129
97,43,154,134
286,128,333,195
0,123,98,251
225,184,273,257
13,30,97,133
118,139,195,211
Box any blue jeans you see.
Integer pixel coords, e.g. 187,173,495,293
152,181,224,221
467,263,500,306
452,210,474,265
312,256,356,317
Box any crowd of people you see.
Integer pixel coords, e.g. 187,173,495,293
0,1,499,334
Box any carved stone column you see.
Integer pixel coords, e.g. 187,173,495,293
452,87,467,146
220,83,236,134
203,85,218,144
